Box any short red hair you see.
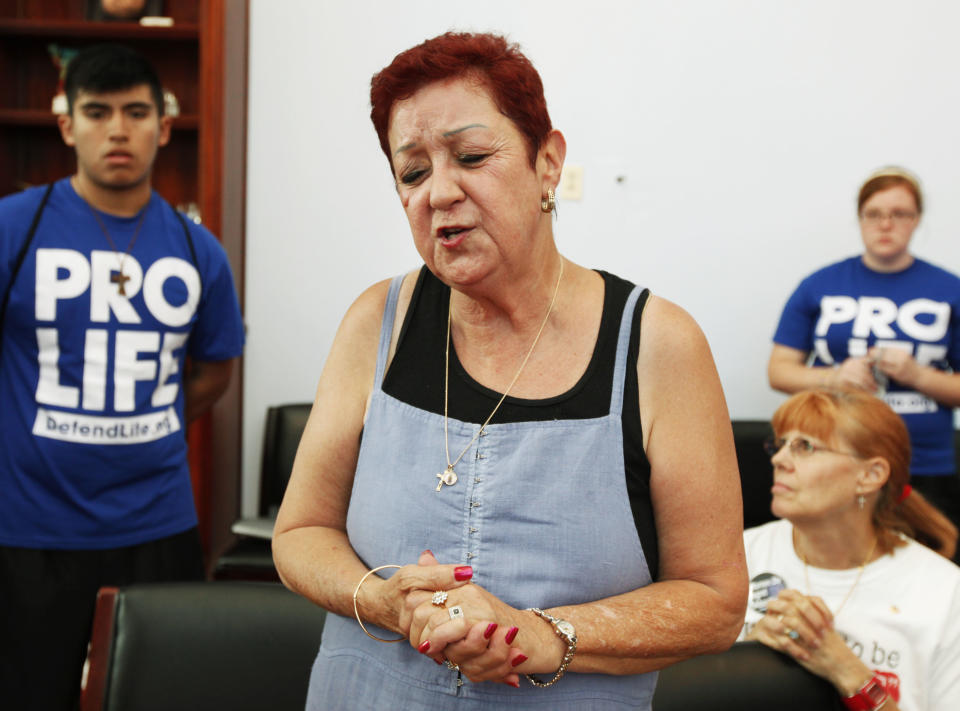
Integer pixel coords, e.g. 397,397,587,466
370,32,552,168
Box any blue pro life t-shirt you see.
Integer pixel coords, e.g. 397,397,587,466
773,256,960,476
0,179,244,549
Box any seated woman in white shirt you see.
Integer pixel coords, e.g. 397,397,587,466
742,388,959,711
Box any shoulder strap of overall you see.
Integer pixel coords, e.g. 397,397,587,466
609,285,649,416
374,274,406,388
0,182,55,357
172,205,202,297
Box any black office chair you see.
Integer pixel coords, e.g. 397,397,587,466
653,641,844,710
215,403,312,580
81,581,326,711
733,419,777,530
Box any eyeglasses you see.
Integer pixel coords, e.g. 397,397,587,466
860,209,917,224
763,436,861,459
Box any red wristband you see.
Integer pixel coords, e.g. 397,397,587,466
842,675,889,711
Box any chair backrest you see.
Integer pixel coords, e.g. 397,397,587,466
733,419,777,529
955,429,960,475
653,641,845,710
81,581,325,711
259,403,311,516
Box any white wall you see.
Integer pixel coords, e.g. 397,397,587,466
243,0,960,514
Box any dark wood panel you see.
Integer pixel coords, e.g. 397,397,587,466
0,108,63,125
0,35,199,115
0,124,73,195
0,19,199,39
205,0,248,575
1,0,199,22
0,123,198,203
0,108,199,128
153,129,199,208
1,0,85,19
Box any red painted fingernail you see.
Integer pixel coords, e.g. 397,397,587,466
504,626,519,644
511,654,528,667
418,641,430,654
484,623,498,639
508,679,520,688
422,549,433,556
454,566,473,581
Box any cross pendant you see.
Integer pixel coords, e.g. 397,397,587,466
111,271,131,296
435,466,458,492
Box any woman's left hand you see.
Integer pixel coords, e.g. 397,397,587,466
406,552,564,685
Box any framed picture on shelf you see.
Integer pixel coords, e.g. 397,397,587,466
85,0,164,21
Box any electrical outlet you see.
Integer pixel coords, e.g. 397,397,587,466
559,164,584,201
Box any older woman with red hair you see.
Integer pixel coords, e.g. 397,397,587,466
744,389,960,711
273,32,747,709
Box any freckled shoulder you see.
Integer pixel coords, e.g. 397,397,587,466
635,295,726,451
636,295,713,375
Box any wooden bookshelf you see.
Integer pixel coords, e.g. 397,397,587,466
0,17,200,39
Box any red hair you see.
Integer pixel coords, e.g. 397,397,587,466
370,32,552,168
772,389,956,558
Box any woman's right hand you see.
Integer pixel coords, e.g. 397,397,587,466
354,551,474,638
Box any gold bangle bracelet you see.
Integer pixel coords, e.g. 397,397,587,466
352,564,405,643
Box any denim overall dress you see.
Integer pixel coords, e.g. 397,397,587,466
307,275,657,710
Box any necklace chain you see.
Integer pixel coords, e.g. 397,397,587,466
437,258,564,491
75,179,148,296
798,532,877,617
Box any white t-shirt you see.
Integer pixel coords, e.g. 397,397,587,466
741,519,960,711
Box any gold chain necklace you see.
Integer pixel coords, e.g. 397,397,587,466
799,533,877,617
436,258,564,491
75,180,148,296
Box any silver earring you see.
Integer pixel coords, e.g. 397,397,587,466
857,494,866,510
540,188,555,213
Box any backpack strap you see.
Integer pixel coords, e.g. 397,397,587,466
0,183,55,360
172,205,202,298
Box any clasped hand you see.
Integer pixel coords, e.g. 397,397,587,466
832,349,919,392
747,589,865,688
868,346,920,387
381,550,564,687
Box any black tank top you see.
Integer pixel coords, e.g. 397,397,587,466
383,267,658,578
